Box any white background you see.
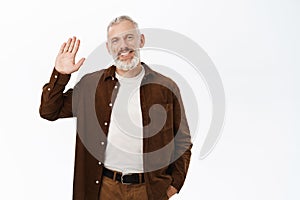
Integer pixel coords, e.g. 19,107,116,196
0,0,299,199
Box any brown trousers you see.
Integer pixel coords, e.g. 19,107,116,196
99,176,169,200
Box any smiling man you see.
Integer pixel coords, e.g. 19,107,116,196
40,16,192,200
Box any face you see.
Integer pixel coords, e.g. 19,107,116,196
106,20,145,71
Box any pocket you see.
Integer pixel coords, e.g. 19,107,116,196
146,103,172,136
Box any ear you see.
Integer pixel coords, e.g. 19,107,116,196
106,42,111,54
139,34,145,48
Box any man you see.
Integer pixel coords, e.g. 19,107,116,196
40,16,192,200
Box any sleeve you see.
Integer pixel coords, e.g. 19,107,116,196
39,68,73,121
170,83,193,193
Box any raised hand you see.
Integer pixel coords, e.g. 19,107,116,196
55,36,85,74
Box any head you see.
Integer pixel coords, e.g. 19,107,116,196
106,16,145,71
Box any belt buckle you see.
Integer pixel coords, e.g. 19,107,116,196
121,173,132,185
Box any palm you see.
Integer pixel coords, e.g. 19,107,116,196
55,37,85,74
56,52,76,72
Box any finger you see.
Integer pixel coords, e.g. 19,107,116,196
72,39,80,54
63,38,72,52
74,58,86,71
59,42,66,54
68,36,76,53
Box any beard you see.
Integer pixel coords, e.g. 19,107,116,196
114,49,140,71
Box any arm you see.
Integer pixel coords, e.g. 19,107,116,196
39,69,72,120
169,83,193,196
39,36,85,121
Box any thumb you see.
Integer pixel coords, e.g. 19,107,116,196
74,58,86,71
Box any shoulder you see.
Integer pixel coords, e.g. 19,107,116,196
144,64,179,90
75,68,106,87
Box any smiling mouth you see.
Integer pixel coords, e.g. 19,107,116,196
118,50,134,56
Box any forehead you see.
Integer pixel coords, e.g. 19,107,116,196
107,20,138,39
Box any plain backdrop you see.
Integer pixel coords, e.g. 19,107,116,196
0,0,299,199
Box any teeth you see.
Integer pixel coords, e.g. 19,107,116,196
120,51,131,56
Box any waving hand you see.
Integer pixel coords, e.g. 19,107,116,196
55,36,85,74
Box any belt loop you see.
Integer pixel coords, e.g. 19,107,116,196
139,173,142,183
113,171,117,181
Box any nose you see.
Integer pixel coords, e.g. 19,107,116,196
119,38,129,50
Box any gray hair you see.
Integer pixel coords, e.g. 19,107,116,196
107,15,140,37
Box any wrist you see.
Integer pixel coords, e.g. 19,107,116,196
54,66,67,75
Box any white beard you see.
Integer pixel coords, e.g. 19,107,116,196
114,50,140,71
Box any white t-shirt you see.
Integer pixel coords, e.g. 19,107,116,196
104,66,145,174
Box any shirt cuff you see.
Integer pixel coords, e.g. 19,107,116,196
50,68,71,85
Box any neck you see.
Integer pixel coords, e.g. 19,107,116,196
116,62,142,78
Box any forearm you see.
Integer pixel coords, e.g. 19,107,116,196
171,143,192,192
39,68,73,121
170,83,193,192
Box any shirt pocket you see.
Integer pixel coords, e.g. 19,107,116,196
149,103,173,132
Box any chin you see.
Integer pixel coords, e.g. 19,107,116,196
115,59,139,71
114,50,140,71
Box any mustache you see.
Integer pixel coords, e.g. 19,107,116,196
117,47,135,56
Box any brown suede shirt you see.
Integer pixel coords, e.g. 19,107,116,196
39,63,192,200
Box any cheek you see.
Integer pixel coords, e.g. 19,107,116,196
129,41,140,49
110,46,119,56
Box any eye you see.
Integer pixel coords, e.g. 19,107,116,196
111,38,119,44
127,35,134,40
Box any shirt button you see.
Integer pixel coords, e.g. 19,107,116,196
104,122,108,126
109,103,112,107
112,77,115,80
54,75,58,79
100,141,105,145
98,161,102,165
114,85,118,89
47,88,51,91
95,180,99,184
